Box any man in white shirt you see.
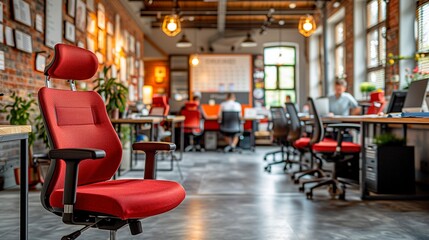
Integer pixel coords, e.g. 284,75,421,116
218,93,242,152
328,79,360,116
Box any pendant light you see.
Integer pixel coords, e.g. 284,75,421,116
241,33,257,47
191,29,200,66
176,34,192,48
298,15,316,37
162,1,181,37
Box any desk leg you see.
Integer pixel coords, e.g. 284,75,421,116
360,122,368,200
20,137,28,240
180,121,184,160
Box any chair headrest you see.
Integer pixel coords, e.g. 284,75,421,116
44,44,99,80
152,96,168,105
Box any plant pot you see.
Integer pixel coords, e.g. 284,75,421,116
110,109,120,119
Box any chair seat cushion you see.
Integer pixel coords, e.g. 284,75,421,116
312,141,361,153
293,137,335,149
50,179,185,220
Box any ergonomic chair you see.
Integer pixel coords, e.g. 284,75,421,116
301,98,361,200
219,111,243,152
366,91,386,114
264,107,290,173
38,44,185,240
150,96,170,116
181,101,205,152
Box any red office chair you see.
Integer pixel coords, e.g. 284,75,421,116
366,91,386,114
150,96,170,116
302,97,361,200
38,44,185,240
180,101,204,152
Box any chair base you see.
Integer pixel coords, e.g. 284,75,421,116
185,144,205,152
303,177,347,200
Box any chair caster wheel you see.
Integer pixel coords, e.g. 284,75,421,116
291,175,295,180
298,186,304,192
263,157,267,161
266,166,271,173
306,192,313,199
294,179,300,184
339,193,346,200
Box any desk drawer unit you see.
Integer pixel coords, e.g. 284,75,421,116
365,145,415,194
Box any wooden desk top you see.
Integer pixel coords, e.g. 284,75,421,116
205,115,265,121
111,115,185,124
301,116,429,125
0,125,32,136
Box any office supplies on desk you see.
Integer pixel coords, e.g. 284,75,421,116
401,112,429,118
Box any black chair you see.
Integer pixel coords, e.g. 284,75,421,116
219,111,243,152
285,103,307,172
264,107,289,172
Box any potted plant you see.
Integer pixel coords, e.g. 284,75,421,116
360,82,376,99
93,66,128,119
1,92,40,187
366,133,415,194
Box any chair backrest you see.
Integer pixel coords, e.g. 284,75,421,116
285,103,302,142
308,97,324,145
150,96,169,116
270,106,289,139
220,111,241,133
180,101,203,132
367,91,386,114
38,44,122,211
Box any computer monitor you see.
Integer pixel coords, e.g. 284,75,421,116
314,98,330,117
386,90,407,113
402,78,429,112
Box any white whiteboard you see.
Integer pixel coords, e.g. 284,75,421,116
190,55,252,92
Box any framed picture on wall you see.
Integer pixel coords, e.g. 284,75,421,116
106,21,113,36
87,12,96,35
97,29,105,52
45,0,62,48
13,0,31,27
64,21,76,43
0,2,4,23
35,53,46,72
77,40,85,48
35,14,43,33
0,24,3,44
86,36,95,52
15,30,33,53
5,26,14,47
75,0,86,32
97,3,105,30
86,0,94,12
67,0,76,18
106,36,113,62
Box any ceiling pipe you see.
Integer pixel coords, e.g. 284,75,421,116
217,0,227,33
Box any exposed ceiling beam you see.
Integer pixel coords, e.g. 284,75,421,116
141,9,317,17
151,22,298,29
217,0,227,32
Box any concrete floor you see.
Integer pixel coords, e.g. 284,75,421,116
1,147,429,240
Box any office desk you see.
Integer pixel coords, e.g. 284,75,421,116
111,116,185,174
301,116,429,199
204,115,264,150
0,125,31,240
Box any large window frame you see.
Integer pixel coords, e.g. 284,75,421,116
366,0,386,89
417,0,429,72
334,21,346,78
263,46,297,107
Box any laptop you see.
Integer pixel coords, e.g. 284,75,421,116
402,79,429,113
314,98,330,117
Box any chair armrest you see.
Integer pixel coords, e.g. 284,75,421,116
49,148,106,160
48,148,105,224
132,142,176,179
327,123,361,130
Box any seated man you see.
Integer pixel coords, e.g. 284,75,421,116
328,79,360,116
218,93,242,152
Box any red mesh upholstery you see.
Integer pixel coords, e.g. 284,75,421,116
44,44,98,80
150,96,170,116
50,179,185,220
312,141,361,153
38,44,185,220
366,91,386,114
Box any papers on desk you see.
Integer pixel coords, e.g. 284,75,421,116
401,112,429,118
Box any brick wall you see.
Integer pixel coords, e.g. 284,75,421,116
0,0,144,189
385,0,400,95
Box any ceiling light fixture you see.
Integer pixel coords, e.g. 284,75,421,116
289,3,297,9
241,33,257,47
162,14,181,36
176,34,192,48
298,15,316,37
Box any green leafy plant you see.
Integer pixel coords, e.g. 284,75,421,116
1,92,37,145
93,66,128,113
374,133,404,147
360,82,377,93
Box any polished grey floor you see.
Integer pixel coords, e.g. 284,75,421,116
1,147,429,239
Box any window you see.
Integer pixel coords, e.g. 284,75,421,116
263,46,297,107
366,0,386,89
417,1,429,72
334,21,345,78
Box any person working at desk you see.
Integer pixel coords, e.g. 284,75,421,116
328,79,360,115
218,93,242,152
